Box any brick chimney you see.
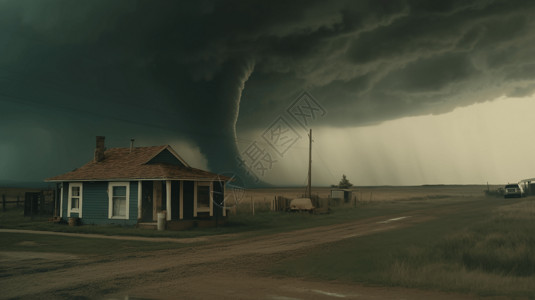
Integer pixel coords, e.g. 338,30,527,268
94,136,105,162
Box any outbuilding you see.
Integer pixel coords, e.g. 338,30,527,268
519,178,535,196
46,136,228,229
330,188,353,203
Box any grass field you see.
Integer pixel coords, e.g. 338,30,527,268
269,196,535,297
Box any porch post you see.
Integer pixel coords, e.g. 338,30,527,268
60,183,64,218
166,180,171,221
137,181,142,220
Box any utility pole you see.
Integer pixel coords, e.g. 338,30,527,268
308,129,312,199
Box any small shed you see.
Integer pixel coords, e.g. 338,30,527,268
330,189,353,203
519,178,535,196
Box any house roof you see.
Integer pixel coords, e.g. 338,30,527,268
46,145,226,182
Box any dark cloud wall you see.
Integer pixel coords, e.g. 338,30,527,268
1,0,534,182
240,0,535,127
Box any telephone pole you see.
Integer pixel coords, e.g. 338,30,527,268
307,128,312,198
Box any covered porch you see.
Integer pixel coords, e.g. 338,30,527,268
137,179,227,230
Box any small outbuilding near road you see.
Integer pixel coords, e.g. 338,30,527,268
330,189,353,203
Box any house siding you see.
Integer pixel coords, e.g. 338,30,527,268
61,181,138,225
129,181,139,221
82,181,108,224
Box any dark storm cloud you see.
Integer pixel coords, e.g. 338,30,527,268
1,0,535,181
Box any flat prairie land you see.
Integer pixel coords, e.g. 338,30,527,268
1,185,533,299
245,185,493,201
236,185,495,213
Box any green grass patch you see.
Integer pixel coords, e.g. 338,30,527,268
269,197,535,297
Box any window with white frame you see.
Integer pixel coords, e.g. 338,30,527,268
196,182,212,213
108,182,129,219
68,183,83,217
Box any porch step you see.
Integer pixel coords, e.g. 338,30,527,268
137,222,157,230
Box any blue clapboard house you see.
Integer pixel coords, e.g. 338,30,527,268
46,136,229,229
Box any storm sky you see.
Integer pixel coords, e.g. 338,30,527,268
1,0,535,186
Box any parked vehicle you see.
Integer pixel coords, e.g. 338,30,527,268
289,198,315,212
504,184,524,198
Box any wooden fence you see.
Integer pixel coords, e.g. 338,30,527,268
1,189,56,216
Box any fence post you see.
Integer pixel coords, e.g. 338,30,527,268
30,194,34,220
54,189,58,217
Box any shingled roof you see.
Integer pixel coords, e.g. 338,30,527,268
46,145,223,182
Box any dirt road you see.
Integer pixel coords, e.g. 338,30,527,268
1,199,494,299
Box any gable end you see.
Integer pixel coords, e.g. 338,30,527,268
146,148,186,167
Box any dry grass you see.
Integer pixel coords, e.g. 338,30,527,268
388,261,535,296
267,189,535,298
232,185,491,214
385,199,535,296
